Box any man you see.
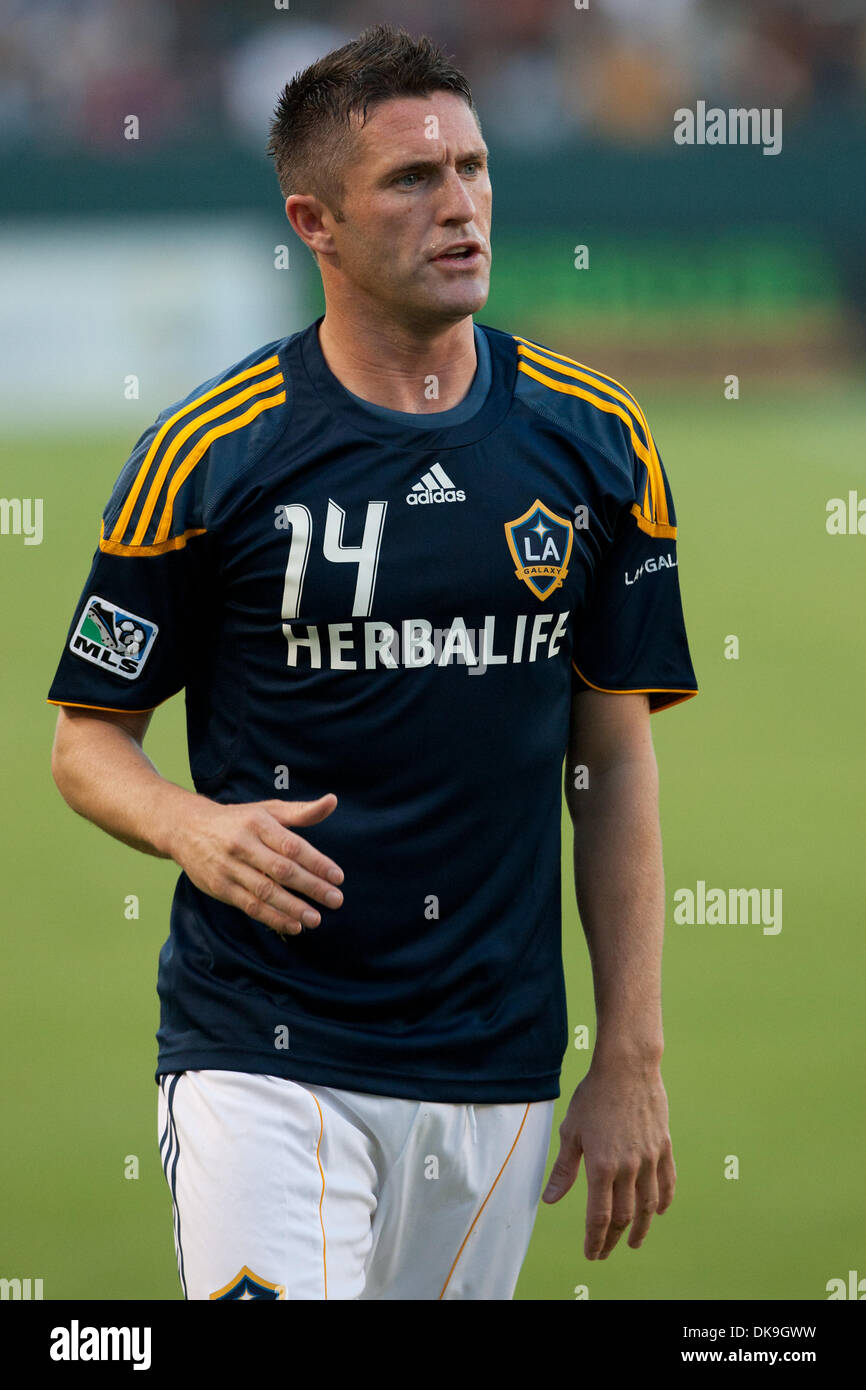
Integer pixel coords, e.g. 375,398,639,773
48,24,697,1300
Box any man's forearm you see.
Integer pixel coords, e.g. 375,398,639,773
52,708,345,933
568,749,666,1068
51,713,200,860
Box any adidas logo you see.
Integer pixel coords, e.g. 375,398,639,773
406,462,466,506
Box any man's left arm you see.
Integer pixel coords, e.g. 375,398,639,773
542,687,676,1260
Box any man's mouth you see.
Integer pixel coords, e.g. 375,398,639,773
431,242,484,267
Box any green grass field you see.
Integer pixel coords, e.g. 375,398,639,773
1,382,863,1299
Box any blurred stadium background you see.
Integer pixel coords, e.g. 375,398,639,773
1,0,864,1301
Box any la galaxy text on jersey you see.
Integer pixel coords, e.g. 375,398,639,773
48,318,698,1102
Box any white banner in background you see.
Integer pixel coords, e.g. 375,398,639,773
0,215,309,427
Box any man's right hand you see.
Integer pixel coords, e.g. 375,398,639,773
173,793,344,936
51,706,344,937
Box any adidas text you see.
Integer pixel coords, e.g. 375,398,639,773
407,487,466,505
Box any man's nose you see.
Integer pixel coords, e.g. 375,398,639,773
436,167,479,224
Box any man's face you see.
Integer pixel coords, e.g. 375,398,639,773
323,91,492,326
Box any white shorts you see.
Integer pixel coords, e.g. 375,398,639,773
158,1070,555,1300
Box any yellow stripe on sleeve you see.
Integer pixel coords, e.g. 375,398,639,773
130,373,283,546
514,337,673,534
98,519,207,556
110,355,281,544
153,390,285,544
571,659,697,706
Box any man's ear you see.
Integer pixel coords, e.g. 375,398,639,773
285,194,338,259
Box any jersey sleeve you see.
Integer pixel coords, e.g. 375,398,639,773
46,414,217,713
571,418,698,712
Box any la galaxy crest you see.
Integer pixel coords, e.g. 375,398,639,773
209,1265,286,1300
504,500,573,601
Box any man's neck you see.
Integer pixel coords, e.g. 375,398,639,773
317,302,478,414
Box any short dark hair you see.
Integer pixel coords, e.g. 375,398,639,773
266,23,480,218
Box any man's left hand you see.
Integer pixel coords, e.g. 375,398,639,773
541,1058,676,1260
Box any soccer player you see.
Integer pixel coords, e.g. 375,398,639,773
48,24,697,1300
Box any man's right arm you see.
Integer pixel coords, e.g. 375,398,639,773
51,706,344,935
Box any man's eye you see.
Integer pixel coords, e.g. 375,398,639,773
397,172,421,187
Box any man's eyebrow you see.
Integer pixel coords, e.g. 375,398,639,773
379,148,489,180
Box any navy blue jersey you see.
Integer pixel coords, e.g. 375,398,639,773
47,317,698,1102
